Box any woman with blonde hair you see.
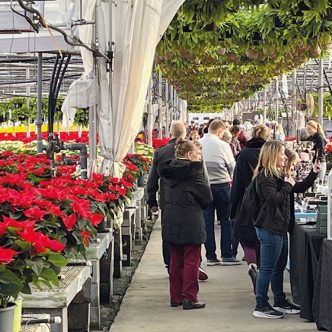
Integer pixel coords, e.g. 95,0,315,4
252,140,298,319
306,120,327,182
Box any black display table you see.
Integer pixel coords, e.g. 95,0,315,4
312,239,332,331
290,222,326,321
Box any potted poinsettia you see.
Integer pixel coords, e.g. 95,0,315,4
0,216,67,332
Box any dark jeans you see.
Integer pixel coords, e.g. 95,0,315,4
169,243,201,303
204,183,233,259
255,227,288,308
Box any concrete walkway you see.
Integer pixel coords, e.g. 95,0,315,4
111,220,317,332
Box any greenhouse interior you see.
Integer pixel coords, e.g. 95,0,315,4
0,1,332,332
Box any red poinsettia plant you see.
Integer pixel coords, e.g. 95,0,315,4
0,215,67,308
0,172,106,257
123,154,151,178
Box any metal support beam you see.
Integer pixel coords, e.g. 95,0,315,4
165,81,169,137
318,58,324,125
158,71,162,138
36,53,43,154
292,70,297,130
263,90,267,123
88,105,97,173
147,76,153,146
275,78,279,122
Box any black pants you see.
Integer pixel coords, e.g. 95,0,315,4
161,209,171,267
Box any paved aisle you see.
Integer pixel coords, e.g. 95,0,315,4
111,220,317,332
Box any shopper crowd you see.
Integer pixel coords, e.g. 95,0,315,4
147,117,326,317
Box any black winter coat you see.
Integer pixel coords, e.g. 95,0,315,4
146,138,177,209
289,170,318,233
255,172,292,235
230,138,266,219
160,159,213,245
309,132,326,163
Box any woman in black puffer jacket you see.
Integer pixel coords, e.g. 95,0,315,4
230,125,270,278
160,139,212,310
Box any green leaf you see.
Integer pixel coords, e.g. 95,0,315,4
48,254,68,268
0,283,21,298
27,258,45,275
0,269,22,286
14,240,31,251
40,268,59,287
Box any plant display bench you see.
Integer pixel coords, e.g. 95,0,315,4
68,231,113,329
122,206,136,266
99,228,115,304
21,266,92,332
113,212,124,278
131,187,145,243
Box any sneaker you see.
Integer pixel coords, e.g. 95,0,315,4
248,265,257,294
253,304,284,319
206,258,221,266
273,299,301,314
222,257,241,266
198,266,208,281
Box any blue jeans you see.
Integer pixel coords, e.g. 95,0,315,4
203,183,233,259
255,227,288,308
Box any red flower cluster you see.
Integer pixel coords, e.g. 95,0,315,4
326,142,332,153
18,228,65,253
152,137,170,148
0,247,19,264
0,131,89,144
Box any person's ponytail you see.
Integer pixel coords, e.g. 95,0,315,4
316,123,327,140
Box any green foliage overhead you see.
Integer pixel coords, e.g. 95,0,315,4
157,0,332,111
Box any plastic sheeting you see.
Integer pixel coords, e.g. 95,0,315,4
62,0,184,176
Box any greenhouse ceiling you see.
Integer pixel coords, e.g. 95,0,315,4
157,0,332,111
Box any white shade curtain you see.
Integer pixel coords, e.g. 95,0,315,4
61,0,184,176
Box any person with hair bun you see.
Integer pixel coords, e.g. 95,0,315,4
160,139,212,310
229,125,242,155
147,121,186,273
284,148,320,233
306,120,327,182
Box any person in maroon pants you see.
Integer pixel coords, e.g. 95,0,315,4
160,139,212,310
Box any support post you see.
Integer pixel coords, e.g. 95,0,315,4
170,85,174,121
36,53,44,154
147,76,153,146
318,58,324,126
165,81,169,137
26,68,31,138
263,90,267,123
158,71,162,138
89,105,97,174
275,78,279,122
292,70,297,134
